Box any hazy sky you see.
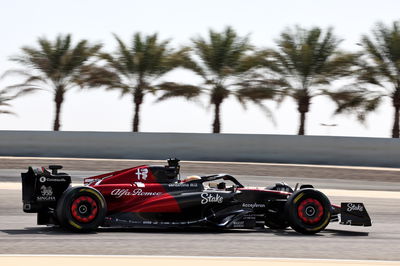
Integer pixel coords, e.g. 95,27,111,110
1,0,400,137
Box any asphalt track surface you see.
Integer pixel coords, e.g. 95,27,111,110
1,158,400,261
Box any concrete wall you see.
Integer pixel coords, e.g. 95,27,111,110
0,130,399,167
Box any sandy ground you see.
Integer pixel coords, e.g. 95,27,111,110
1,255,399,266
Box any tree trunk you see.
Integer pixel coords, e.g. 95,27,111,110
392,106,400,138
212,102,221,133
297,94,310,136
211,85,226,134
298,112,306,135
132,87,144,132
133,102,140,132
53,89,64,131
392,88,400,138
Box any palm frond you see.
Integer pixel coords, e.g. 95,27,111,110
191,26,253,78
0,110,16,115
74,64,124,89
272,25,347,90
235,88,277,125
0,87,33,116
156,82,203,101
323,87,383,123
360,21,400,85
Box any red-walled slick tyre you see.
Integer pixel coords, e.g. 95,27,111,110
56,186,107,232
285,189,331,234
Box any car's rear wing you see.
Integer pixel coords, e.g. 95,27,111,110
21,166,71,213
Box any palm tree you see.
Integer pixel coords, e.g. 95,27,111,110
327,21,400,138
83,33,183,132
157,27,277,133
4,34,102,131
265,26,356,135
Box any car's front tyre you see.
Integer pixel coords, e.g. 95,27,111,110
285,189,331,234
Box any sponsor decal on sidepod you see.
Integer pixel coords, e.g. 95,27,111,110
242,203,266,208
200,193,223,204
111,189,162,198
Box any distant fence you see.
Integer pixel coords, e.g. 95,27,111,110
0,130,399,167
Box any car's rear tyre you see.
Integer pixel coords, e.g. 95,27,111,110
285,189,331,234
56,186,106,232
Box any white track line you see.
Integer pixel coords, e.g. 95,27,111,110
1,156,400,171
0,254,399,263
0,254,399,265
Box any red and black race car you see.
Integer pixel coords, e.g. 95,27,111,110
21,158,371,234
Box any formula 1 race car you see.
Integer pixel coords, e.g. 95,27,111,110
21,159,371,234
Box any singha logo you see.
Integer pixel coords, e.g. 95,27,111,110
40,185,53,196
37,185,55,201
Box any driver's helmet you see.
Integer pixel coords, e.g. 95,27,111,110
182,175,201,182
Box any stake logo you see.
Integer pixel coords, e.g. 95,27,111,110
200,193,223,204
347,203,364,212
